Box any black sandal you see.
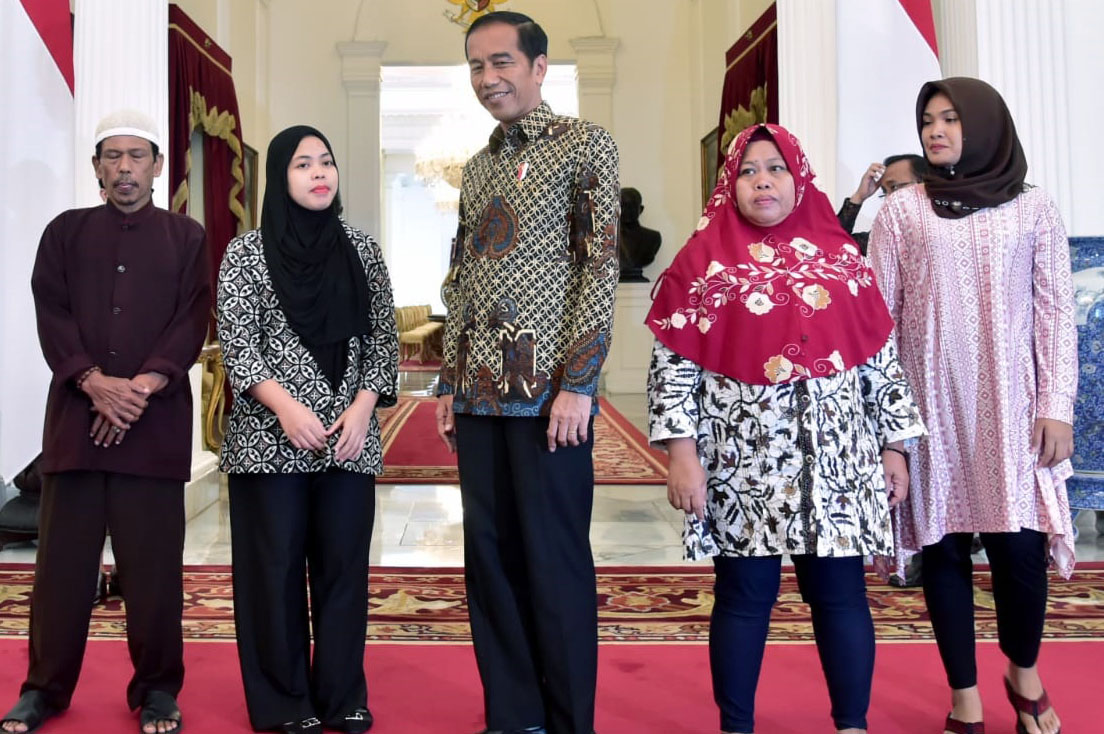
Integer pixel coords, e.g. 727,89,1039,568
1,692,59,734
343,708,373,733
138,691,182,733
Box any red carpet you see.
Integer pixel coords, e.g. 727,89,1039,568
0,638,1099,733
377,397,668,484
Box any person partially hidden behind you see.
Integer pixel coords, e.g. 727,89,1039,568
618,187,661,282
835,154,927,254
1,110,210,734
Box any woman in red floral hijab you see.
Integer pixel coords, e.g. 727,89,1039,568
646,124,925,734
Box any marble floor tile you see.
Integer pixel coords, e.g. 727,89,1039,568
589,520,681,548
400,521,464,547
370,545,464,567
596,546,699,566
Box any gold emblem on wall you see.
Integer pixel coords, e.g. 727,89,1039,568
721,83,769,155
445,0,511,29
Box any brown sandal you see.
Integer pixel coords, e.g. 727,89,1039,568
944,713,985,733
1003,677,1060,734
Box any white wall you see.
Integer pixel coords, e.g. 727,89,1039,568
255,0,765,288
192,0,784,285
1066,0,1104,236
177,0,1104,263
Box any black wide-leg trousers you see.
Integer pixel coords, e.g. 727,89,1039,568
22,470,185,711
455,414,597,734
228,470,375,731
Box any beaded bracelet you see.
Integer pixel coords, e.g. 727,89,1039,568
75,366,101,391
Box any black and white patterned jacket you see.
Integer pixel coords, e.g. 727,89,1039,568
216,225,398,475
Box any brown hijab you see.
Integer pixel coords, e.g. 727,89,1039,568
917,77,1027,219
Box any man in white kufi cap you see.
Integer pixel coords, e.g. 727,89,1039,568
1,110,211,734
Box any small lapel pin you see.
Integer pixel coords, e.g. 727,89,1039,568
517,161,529,181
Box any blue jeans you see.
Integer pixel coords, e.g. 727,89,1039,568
710,554,874,732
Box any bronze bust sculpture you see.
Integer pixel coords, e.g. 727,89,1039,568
618,187,661,282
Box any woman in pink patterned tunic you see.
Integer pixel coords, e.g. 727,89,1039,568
869,78,1076,734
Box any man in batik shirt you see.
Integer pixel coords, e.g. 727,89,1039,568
434,11,619,734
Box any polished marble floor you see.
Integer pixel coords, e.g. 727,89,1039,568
2,377,1103,567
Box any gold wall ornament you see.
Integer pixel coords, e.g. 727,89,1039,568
444,0,511,29
198,343,227,452
722,83,769,156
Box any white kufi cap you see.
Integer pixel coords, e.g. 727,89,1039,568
94,109,161,148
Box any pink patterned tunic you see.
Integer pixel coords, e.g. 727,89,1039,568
869,185,1077,577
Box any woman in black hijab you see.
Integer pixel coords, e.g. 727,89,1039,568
217,126,399,734
869,78,1074,734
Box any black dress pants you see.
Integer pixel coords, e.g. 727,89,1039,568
455,414,597,734
921,529,1049,689
228,470,375,731
21,470,185,711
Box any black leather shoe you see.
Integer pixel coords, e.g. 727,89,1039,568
341,707,373,733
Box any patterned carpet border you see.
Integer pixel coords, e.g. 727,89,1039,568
376,396,668,485
1,563,1101,644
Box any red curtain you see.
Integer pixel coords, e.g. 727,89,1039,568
168,4,246,293
716,3,779,174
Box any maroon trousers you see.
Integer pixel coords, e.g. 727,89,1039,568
20,470,185,711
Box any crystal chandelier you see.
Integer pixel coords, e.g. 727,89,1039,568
413,119,484,211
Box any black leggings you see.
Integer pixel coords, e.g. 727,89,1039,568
921,529,1048,689
710,554,874,732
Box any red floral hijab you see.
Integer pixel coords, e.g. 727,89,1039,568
646,123,894,385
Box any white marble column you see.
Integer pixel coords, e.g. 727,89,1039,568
605,283,653,393
571,37,631,390
74,0,218,515
777,0,838,201
569,37,619,132
976,0,1073,225
933,0,979,78
338,41,387,244
934,0,1073,226
73,0,169,209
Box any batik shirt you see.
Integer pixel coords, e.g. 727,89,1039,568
648,339,925,560
217,225,399,476
438,102,620,416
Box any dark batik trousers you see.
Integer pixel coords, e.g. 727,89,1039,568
228,470,375,731
455,414,598,734
21,470,185,711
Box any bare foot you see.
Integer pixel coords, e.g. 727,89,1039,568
945,685,984,733
141,715,181,734
1006,664,1061,734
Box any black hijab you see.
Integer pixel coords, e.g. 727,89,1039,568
261,125,372,387
917,77,1028,219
